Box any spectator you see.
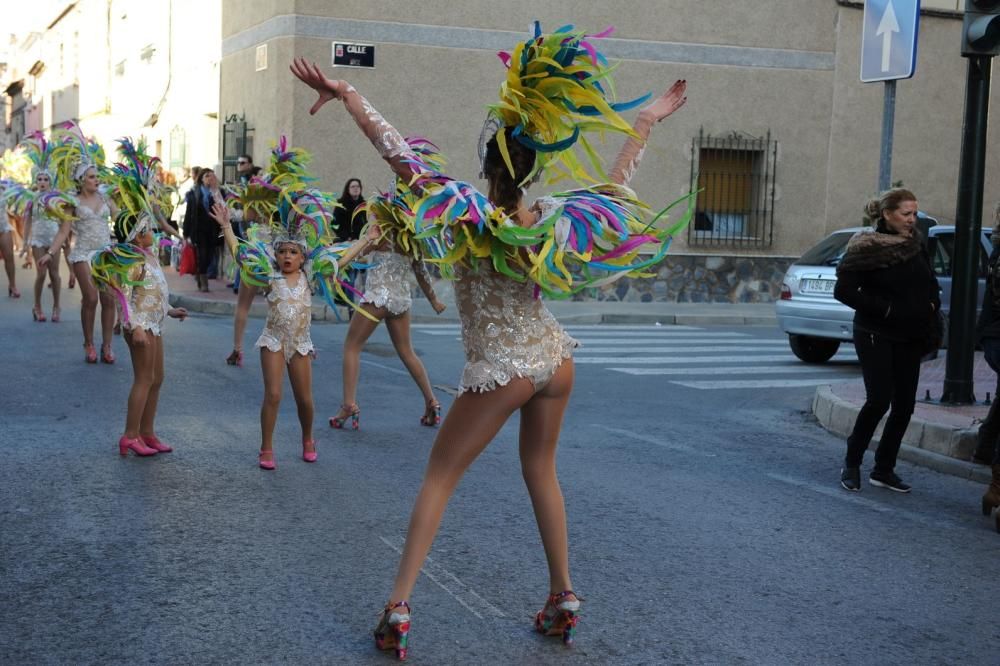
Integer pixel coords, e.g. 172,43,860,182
182,168,224,292
334,178,366,241
973,202,1000,532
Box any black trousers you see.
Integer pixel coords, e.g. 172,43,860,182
844,329,925,472
976,338,1000,465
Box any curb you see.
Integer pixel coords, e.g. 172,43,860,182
812,384,991,483
169,293,352,322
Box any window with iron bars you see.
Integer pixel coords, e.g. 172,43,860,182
688,129,777,248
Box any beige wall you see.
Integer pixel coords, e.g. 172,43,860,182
222,0,1000,257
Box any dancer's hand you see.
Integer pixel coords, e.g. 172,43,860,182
131,328,149,347
431,299,447,315
168,307,188,320
364,223,382,243
639,80,687,123
37,252,51,268
290,57,347,115
208,202,230,227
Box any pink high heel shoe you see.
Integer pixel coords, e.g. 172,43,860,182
258,450,276,470
141,435,173,453
302,439,317,463
374,601,411,661
119,435,158,457
101,344,115,364
84,343,98,364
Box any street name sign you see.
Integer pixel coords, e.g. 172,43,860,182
332,42,375,68
860,0,921,82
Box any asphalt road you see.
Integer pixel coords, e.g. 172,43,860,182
1,275,996,665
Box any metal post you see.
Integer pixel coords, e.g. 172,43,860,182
942,55,993,404
878,80,896,192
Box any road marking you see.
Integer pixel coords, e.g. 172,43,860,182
767,473,973,533
379,536,506,619
609,365,857,376
412,324,704,331
571,338,784,345
670,378,844,389
574,354,797,364
593,424,715,457
576,345,790,354
361,359,410,377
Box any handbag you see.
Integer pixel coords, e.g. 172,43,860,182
178,241,197,276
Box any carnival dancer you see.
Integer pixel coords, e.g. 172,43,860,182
292,21,690,660
0,181,20,298
209,189,378,470
329,139,447,431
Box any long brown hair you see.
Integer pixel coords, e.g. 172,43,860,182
483,127,537,213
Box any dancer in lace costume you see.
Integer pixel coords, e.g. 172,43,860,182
293,21,689,660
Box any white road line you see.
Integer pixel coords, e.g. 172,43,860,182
609,365,857,376
571,337,781,344
360,359,410,377
566,331,753,338
767,473,971,533
592,424,715,457
576,345,790,354
670,378,842,389
378,536,506,619
412,324,705,332
574,354,797,364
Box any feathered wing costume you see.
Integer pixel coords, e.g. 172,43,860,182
1,131,78,223
350,22,694,298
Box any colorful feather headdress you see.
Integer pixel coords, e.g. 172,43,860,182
482,21,650,186
20,132,61,185
231,136,318,222
51,121,106,185
106,137,173,236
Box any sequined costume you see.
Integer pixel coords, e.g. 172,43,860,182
0,199,10,234
28,207,59,248
256,272,315,362
360,250,420,316
122,254,170,336
68,197,111,263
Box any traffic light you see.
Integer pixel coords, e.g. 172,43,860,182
962,0,1000,56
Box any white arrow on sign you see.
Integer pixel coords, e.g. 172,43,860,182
876,1,901,73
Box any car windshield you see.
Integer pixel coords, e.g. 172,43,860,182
797,232,853,266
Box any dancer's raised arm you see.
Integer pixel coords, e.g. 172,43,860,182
291,58,415,183
608,80,687,186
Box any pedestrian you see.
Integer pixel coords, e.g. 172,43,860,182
182,167,224,291
334,177,366,241
209,194,377,469
834,188,942,494
292,21,688,659
328,185,447,430
0,183,20,298
973,202,1000,533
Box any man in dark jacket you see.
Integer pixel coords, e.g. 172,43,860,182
975,223,1000,464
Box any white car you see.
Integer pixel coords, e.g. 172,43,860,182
776,220,991,363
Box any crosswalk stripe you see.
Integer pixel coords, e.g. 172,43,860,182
571,337,780,344
670,378,842,389
608,365,855,376
576,345,792,353
573,354,800,364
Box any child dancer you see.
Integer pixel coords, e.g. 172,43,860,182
209,191,377,470
294,22,689,660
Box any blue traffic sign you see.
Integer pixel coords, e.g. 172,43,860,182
860,0,921,82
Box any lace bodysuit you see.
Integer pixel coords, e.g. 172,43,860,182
124,254,170,336
454,259,578,394
69,198,111,263
29,208,59,248
0,200,9,234
361,250,418,315
256,272,314,362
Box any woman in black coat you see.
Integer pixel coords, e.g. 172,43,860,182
182,168,224,292
834,188,941,494
333,177,366,241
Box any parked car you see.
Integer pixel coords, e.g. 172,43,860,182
776,218,992,363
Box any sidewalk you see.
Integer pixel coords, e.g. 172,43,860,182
813,353,994,484
164,266,779,326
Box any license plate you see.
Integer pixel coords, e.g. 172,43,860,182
802,279,836,294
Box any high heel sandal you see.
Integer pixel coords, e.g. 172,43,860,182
83,343,98,364
373,601,411,661
535,591,581,646
50,307,60,323
258,450,276,470
226,349,243,367
329,403,360,430
119,435,158,457
32,306,46,322
140,435,173,453
101,344,115,364
302,439,317,463
8,286,20,298
419,401,442,427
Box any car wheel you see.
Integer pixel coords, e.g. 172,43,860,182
788,334,840,364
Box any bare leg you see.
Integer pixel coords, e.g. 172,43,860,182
232,283,258,353
74,261,99,347
259,348,286,452
0,232,17,295
31,246,47,313
385,311,437,406
287,353,315,449
337,303,383,418
123,330,155,437
388,377,537,604
46,248,62,313
518,360,575,594
64,237,75,288
99,289,116,354
138,335,165,436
